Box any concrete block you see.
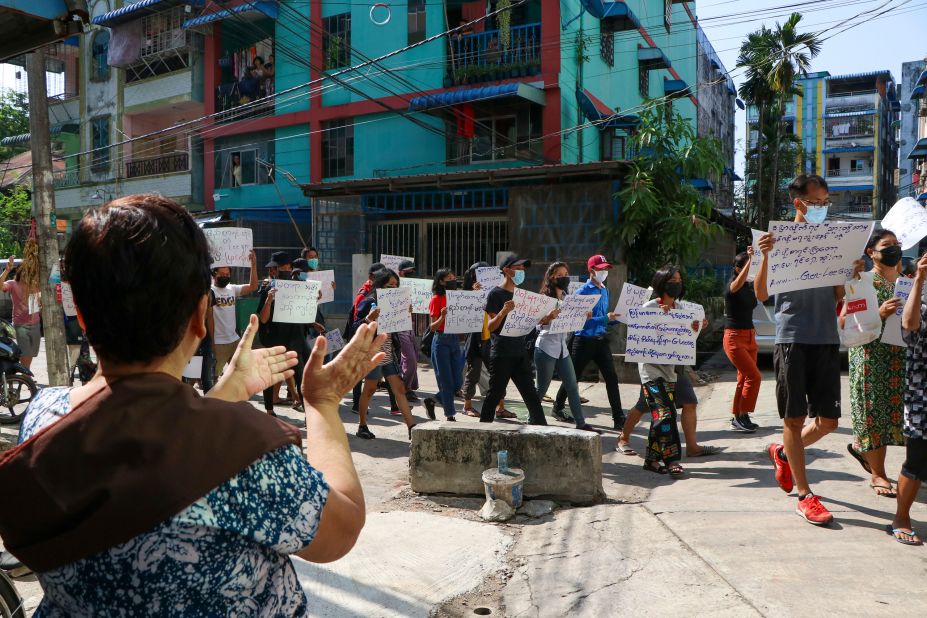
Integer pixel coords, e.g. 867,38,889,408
409,424,605,505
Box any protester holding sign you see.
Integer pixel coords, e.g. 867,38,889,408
480,255,549,425
257,252,305,415
351,270,418,440
208,249,259,381
395,259,422,401
723,249,761,434
347,263,387,414
460,263,510,419
427,268,464,420
754,174,865,526
534,263,598,432
843,230,905,498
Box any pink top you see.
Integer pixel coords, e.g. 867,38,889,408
3,280,40,326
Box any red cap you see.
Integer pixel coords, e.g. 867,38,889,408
587,255,613,270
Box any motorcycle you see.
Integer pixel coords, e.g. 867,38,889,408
0,568,25,618
0,320,37,425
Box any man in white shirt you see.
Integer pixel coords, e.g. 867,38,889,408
207,249,258,378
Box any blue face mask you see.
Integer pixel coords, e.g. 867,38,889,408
296,272,308,281
306,258,320,270
804,205,828,224
512,270,526,286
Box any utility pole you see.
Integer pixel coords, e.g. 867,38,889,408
27,48,70,386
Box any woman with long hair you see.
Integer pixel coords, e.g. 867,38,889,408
536,262,599,432
427,268,465,420
0,243,41,369
723,249,761,433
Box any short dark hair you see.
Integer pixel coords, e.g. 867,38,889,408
65,194,211,364
369,262,385,276
301,246,319,259
254,56,264,65
651,264,684,299
865,228,897,252
432,268,453,295
463,261,490,291
788,174,828,199
733,251,750,271
371,269,399,289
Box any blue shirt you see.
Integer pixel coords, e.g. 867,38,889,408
574,280,618,337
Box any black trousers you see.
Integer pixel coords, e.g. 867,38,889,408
264,338,305,412
352,379,398,411
479,352,547,425
554,335,624,425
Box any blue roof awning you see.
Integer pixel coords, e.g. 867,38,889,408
409,83,545,112
579,0,641,28
93,0,205,27
638,46,671,70
824,109,876,118
908,138,927,160
822,146,875,154
916,70,927,87
911,85,925,100
688,178,714,191
576,89,639,131
182,1,278,29
664,79,688,98
837,185,874,192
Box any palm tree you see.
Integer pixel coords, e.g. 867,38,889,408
737,28,775,227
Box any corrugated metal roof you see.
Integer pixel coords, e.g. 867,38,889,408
181,1,277,29
92,0,205,27
826,70,892,82
409,83,544,111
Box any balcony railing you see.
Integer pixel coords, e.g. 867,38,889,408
53,169,81,189
125,152,189,179
825,169,872,178
448,23,541,83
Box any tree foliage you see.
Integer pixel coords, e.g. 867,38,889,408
0,186,32,257
604,101,725,283
0,90,30,162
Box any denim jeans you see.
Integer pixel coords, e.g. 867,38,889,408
535,348,585,427
431,333,464,418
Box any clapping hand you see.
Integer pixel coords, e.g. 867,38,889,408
211,315,299,401
303,322,387,409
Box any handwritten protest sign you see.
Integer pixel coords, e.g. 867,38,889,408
549,294,599,334
765,221,874,295
60,282,77,317
568,281,584,295
625,307,698,366
273,279,320,324
325,329,346,353
204,227,253,268
183,356,203,380
677,300,706,322
375,286,413,333
304,270,335,303
881,197,927,250
747,229,764,281
500,288,558,337
379,254,413,273
444,290,487,334
882,277,915,347
476,266,504,289
27,293,39,316
400,277,433,314
613,282,650,324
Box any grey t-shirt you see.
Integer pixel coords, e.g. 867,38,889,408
774,287,840,345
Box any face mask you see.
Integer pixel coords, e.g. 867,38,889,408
876,245,902,267
276,271,291,280
296,272,309,281
306,258,320,270
665,282,683,298
216,276,231,288
512,270,526,286
594,270,609,283
804,205,828,224
444,280,459,291
554,276,571,291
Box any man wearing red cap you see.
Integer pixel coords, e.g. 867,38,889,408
552,255,624,428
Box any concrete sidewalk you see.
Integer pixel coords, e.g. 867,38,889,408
4,345,927,616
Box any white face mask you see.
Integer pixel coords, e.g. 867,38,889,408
593,270,609,283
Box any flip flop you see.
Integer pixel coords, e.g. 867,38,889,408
847,443,873,474
464,408,481,418
616,442,637,456
871,483,897,498
886,524,923,545
687,445,721,457
495,409,517,419
643,461,667,475
668,463,685,476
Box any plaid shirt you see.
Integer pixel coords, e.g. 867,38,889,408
903,303,927,439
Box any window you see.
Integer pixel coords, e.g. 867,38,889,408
664,0,672,32
91,116,110,173
446,108,541,165
601,131,627,161
850,159,866,173
600,21,615,67
323,13,351,70
639,66,649,98
229,150,258,187
408,0,426,45
472,116,517,162
322,119,354,178
827,157,839,176
91,30,110,81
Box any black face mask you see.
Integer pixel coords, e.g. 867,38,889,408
276,271,291,280
876,245,902,267
665,282,683,299
554,276,571,291
444,280,459,291
216,276,231,288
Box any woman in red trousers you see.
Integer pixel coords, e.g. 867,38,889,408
724,249,762,433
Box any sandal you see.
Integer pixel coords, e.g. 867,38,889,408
668,463,685,476
616,442,637,456
465,408,481,418
496,409,517,419
886,524,922,546
577,425,602,434
847,443,873,474
870,483,897,498
687,445,721,457
643,461,667,475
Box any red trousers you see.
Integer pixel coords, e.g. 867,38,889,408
723,328,761,415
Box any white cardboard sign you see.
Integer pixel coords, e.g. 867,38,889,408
747,228,764,281
304,270,335,303
376,286,413,334
500,288,558,337
379,254,413,273
204,227,253,268
677,300,706,323
325,328,346,353
273,279,321,324
399,277,433,314
765,221,874,295
444,290,487,334
882,276,915,347
567,281,584,295
625,307,699,366
60,282,77,317
613,282,650,324
880,197,927,250
183,355,203,379
548,294,600,334
476,266,505,290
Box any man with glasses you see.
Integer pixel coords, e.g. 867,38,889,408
754,174,863,526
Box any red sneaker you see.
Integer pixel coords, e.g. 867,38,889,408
767,443,793,493
795,494,833,526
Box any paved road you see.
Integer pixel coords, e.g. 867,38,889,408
3,345,926,616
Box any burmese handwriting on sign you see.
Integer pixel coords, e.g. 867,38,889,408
399,277,433,314
475,266,504,289
204,227,253,268
375,286,413,334
325,329,346,353
379,254,414,273
747,228,764,282
880,197,927,250
764,221,874,295
549,294,600,334
304,270,335,303
444,290,487,334
625,308,698,366
500,288,558,337
27,293,39,316
567,281,584,295
613,282,650,324
273,279,321,324
60,282,77,317
677,300,705,323
182,356,203,380
882,277,915,347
